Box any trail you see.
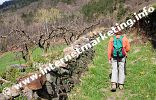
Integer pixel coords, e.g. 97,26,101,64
88,37,128,100
69,32,156,100
103,88,126,100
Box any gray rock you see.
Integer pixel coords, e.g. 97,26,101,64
2,86,20,98
0,93,7,100
22,87,33,100
10,64,27,72
0,77,10,84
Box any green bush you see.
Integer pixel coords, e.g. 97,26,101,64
52,0,75,5
82,0,114,20
21,11,34,25
60,0,75,4
119,0,125,3
117,3,126,20
14,0,40,8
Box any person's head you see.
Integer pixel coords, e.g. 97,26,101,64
115,27,123,35
115,31,122,35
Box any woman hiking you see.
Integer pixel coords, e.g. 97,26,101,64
107,30,130,91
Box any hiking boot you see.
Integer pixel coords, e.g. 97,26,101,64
111,83,116,92
119,84,124,90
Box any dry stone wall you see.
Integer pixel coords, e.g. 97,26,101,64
0,34,95,100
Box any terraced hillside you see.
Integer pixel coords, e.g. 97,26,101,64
69,32,156,100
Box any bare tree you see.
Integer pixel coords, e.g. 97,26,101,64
7,29,35,64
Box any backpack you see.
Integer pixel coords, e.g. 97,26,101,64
112,35,126,58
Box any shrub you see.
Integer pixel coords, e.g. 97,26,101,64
60,0,75,4
35,8,63,23
21,11,34,25
117,3,126,20
82,0,114,20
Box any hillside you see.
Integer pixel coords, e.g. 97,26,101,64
0,0,156,100
69,31,156,100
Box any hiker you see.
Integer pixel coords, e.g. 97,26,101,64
107,30,130,91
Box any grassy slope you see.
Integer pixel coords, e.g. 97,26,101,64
0,45,65,72
69,37,156,100
0,44,66,94
0,52,25,74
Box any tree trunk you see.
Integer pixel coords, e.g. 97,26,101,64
0,36,7,52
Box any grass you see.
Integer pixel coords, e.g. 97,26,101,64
0,44,66,74
0,52,25,74
69,37,156,100
0,44,66,94
0,52,25,93
32,44,66,63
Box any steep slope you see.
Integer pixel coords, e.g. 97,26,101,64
0,0,156,99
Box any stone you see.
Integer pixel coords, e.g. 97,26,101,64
72,37,90,47
53,60,67,68
2,86,20,99
0,77,10,84
63,46,75,56
0,93,8,100
10,64,27,72
18,73,46,90
22,87,33,100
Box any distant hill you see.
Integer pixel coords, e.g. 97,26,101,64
0,0,15,9
0,0,39,11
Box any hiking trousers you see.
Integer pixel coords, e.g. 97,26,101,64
111,57,126,84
